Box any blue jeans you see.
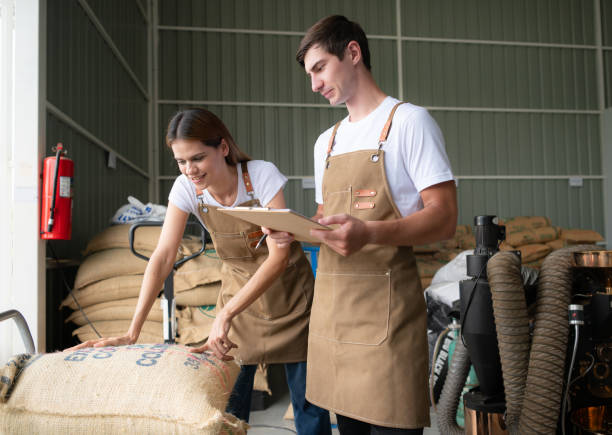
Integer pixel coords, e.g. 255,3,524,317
226,362,331,435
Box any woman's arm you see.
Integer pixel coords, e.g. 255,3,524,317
68,203,188,349
192,188,291,359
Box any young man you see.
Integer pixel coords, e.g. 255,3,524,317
273,15,458,435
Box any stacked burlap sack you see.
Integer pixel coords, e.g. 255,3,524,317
415,224,474,289
498,216,604,269
61,224,223,345
416,217,604,289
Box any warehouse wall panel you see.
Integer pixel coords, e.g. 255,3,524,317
46,0,149,260
160,32,397,104
159,0,396,35
403,42,597,110
47,0,148,170
432,112,600,175
87,0,148,84
457,179,604,233
402,0,594,45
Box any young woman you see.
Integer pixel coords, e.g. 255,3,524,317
72,108,330,434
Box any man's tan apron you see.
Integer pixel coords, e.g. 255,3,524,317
306,103,431,428
197,162,314,364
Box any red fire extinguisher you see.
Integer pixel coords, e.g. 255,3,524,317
40,143,74,240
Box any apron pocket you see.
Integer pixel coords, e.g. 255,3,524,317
212,232,254,260
258,260,309,319
311,270,390,345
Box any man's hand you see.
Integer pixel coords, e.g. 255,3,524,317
262,227,294,249
311,214,370,256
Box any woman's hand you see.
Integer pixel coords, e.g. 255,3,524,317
191,310,237,361
65,334,133,351
262,226,294,248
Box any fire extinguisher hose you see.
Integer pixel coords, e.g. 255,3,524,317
47,147,63,233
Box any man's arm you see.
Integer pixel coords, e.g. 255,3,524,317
311,180,457,256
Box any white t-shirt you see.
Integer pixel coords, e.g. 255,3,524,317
314,96,454,217
168,160,288,230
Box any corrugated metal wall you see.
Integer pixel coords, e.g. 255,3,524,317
156,0,611,237
46,0,150,259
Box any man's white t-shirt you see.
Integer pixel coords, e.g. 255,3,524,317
314,96,454,217
168,160,287,230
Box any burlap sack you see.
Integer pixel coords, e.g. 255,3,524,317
499,241,515,251
504,216,551,234
61,275,149,310
83,224,163,256
74,249,149,289
72,320,164,344
65,298,163,326
560,228,604,244
454,224,472,238
434,249,462,262
506,226,558,247
457,234,476,250
416,259,447,278
174,253,224,289
253,364,271,394
414,238,458,254
0,345,247,434
518,243,551,263
546,238,566,251
420,277,433,289
175,282,222,307
62,276,222,310
176,305,216,345
0,354,31,403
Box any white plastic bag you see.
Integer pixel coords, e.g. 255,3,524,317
424,250,474,307
430,250,473,286
110,196,167,224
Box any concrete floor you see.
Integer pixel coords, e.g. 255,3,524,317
246,365,441,434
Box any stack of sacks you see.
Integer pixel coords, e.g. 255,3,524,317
498,216,604,269
62,224,224,345
415,225,474,289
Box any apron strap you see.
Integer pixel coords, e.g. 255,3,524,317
241,161,255,197
325,121,342,167
325,102,406,167
377,102,404,151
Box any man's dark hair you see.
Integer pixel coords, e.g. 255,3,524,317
296,15,371,71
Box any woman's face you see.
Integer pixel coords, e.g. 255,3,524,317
171,138,229,191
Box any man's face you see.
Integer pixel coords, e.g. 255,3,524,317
303,44,356,106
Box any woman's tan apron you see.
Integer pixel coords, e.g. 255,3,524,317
197,162,314,364
306,103,431,428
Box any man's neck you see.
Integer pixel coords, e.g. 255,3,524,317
345,73,387,122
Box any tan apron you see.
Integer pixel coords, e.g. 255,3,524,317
197,162,314,364
306,103,431,428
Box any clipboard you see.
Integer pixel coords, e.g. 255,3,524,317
217,207,331,243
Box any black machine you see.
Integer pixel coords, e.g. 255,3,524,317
459,216,508,433
457,215,612,434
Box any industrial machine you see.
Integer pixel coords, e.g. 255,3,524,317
437,215,611,435
567,251,612,434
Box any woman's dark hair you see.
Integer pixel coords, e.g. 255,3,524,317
296,15,371,71
166,108,251,165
